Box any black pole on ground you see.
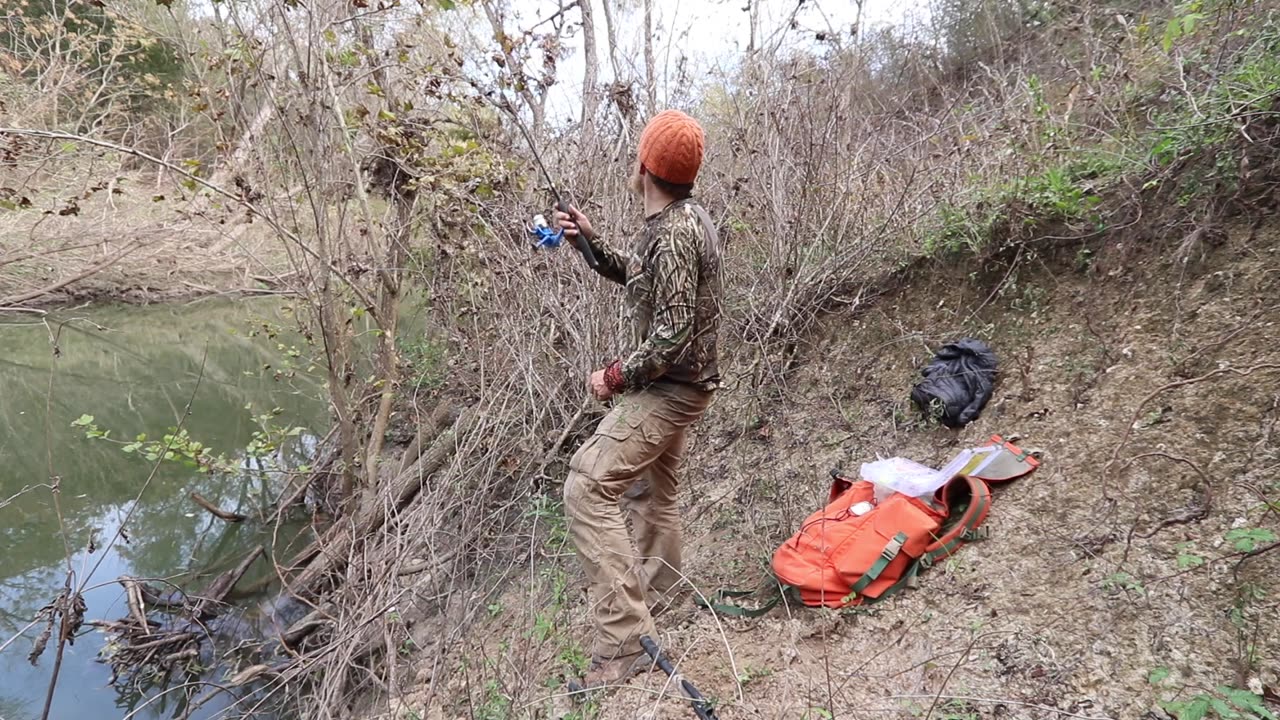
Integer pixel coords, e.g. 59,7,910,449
639,635,720,720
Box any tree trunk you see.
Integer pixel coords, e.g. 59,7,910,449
599,0,622,82
643,0,657,115
357,20,410,488
579,0,601,134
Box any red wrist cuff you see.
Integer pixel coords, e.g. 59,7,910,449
603,361,626,392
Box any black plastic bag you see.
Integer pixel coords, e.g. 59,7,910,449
910,338,998,428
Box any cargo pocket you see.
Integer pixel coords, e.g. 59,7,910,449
570,400,662,490
595,400,650,441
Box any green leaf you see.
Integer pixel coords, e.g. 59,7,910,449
60,142,77,153
437,0,456,8
1149,667,1171,684
72,414,95,427
1177,553,1205,569
1220,687,1277,719
1162,19,1179,52
1208,697,1242,719
1178,696,1210,720
1225,528,1278,553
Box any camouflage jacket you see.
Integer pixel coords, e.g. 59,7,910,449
587,198,723,393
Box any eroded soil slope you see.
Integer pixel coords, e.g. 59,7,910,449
407,219,1280,720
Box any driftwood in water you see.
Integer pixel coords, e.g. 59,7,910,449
193,546,264,618
100,546,269,690
95,618,200,687
190,491,247,522
133,580,188,609
120,577,151,634
288,403,466,595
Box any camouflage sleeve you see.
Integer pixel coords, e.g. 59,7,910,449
615,220,701,389
581,231,630,285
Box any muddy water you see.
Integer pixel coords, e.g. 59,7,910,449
0,298,328,720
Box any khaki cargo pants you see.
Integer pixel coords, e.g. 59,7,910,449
564,381,713,659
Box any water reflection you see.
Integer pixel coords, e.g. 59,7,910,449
0,299,327,720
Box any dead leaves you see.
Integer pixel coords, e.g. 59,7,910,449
27,588,88,666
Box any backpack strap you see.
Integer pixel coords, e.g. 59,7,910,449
695,584,795,618
919,475,992,569
843,531,909,603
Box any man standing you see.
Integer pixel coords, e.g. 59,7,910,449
553,109,723,687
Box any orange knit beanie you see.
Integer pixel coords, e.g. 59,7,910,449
637,109,705,185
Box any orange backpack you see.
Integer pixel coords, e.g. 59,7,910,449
698,436,1039,617
772,435,1039,608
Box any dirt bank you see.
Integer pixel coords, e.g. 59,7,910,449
0,173,290,310
390,217,1280,719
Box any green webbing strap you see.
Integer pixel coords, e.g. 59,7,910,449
877,560,922,601
695,585,792,618
845,532,908,601
922,479,991,568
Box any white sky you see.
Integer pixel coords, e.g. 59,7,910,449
469,0,927,124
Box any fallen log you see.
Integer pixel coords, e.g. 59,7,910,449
398,401,459,474
289,405,467,595
190,492,247,522
281,607,331,648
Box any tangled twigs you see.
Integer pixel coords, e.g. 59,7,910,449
1103,363,1280,496
1131,452,1213,538
290,405,466,595
1120,451,1214,566
97,546,266,693
1234,540,1280,578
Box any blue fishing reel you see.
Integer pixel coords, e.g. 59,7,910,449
529,213,564,249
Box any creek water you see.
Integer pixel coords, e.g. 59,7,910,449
0,298,329,720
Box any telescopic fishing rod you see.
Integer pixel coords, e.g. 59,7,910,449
565,636,721,720
482,91,600,270
640,635,721,720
